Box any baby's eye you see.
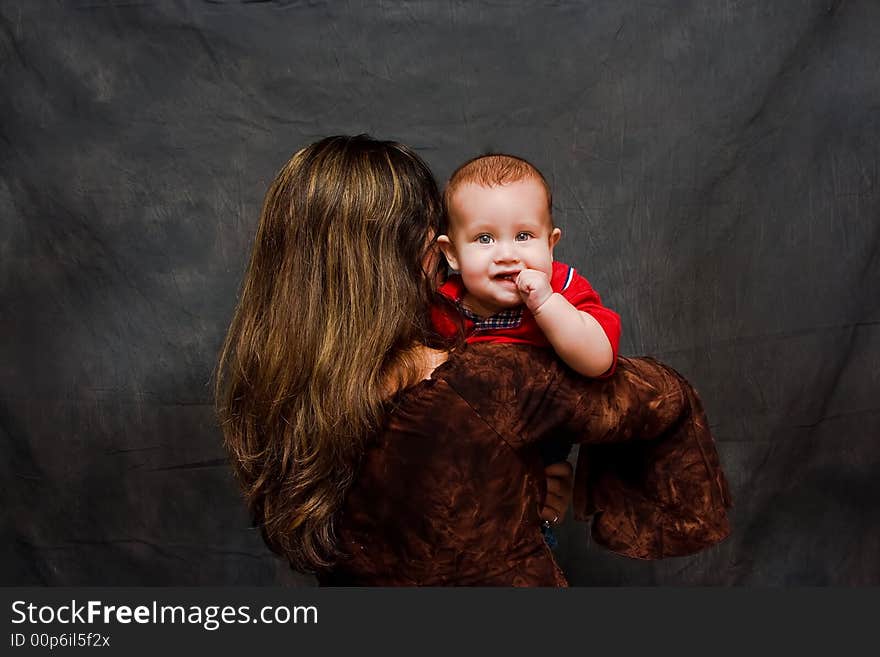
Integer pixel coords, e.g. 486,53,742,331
476,234,494,244
515,232,532,241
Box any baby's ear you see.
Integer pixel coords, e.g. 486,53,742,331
549,227,562,249
436,235,460,271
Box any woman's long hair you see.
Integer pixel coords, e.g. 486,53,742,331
215,135,443,572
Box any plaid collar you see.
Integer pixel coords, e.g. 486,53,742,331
458,303,523,331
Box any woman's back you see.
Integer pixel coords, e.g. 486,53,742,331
325,344,567,586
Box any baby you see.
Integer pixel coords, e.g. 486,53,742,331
433,154,620,377
431,154,622,547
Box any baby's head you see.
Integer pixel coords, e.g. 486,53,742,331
438,154,561,317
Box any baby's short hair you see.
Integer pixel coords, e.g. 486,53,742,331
444,154,553,215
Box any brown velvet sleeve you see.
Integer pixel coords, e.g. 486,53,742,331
444,346,733,560
569,357,733,559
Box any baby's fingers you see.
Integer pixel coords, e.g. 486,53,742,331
541,460,573,523
539,493,566,524
516,270,538,292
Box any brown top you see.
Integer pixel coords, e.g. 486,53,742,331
318,344,732,586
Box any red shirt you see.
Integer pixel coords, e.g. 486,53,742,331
431,261,621,377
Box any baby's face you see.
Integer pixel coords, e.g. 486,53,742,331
439,178,561,317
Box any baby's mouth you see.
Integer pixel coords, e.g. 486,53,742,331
494,271,520,283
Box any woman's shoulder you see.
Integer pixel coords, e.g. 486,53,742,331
443,341,559,370
385,343,576,433
436,343,566,399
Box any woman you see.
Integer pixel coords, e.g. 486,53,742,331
215,135,732,585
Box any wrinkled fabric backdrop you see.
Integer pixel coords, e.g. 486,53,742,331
2,0,878,586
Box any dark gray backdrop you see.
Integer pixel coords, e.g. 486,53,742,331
2,0,877,585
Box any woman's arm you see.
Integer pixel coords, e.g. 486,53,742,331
445,346,732,559
561,356,733,558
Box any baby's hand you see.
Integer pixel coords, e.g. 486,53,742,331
516,269,553,313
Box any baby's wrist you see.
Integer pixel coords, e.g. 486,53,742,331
530,291,557,316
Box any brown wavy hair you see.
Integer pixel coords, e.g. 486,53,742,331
215,135,443,572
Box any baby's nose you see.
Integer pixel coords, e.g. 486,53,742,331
494,243,520,262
